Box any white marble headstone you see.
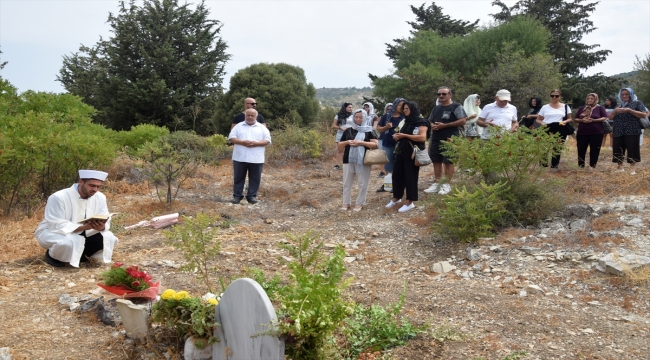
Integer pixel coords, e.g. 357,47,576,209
212,278,284,360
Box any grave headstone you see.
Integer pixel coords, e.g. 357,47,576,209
212,278,284,360
116,299,149,339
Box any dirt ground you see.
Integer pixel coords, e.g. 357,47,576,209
2,138,650,360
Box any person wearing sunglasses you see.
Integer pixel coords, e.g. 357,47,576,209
536,89,573,169
231,98,266,130
423,87,467,195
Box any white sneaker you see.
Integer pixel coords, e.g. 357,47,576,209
385,199,402,209
630,170,636,175
438,183,452,195
614,168,625,173
398,203,415,213
423,183,439,193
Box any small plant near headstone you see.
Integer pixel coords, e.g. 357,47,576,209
245,267,282,301
272,231,354,360
151,289,220,349
340,287,428,358
163,213,221,293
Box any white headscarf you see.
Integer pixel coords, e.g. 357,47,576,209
362,102,375,126
463,94,481,124
348,109,373,165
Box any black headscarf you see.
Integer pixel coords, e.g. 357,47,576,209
336,102,353,126
605,97,617,109
402,101,422,124
528,97,543,114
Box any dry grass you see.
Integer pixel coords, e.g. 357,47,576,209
622,295,636,310
623,266,650,286
591,213,623,232
0,216,43,263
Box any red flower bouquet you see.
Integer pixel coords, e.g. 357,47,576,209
98,263,160,300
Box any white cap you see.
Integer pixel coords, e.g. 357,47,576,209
79,170,108,181
496,89,511,101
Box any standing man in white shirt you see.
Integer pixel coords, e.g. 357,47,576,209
477,89,519,138
228,108,272,204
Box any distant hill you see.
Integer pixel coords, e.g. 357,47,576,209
316,87,374,109
611,71,638,81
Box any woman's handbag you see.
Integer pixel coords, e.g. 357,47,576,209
411,145,432,167
363,148,389,165
638,115,650,129
602,119,613,134
560,104,575,136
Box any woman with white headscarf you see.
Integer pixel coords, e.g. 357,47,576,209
463,94,482,138
363,102,380,128
609,87,647,174
338,109,379,212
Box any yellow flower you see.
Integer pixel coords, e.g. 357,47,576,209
174,290,190,300
207,298,218,305
161,289,176,300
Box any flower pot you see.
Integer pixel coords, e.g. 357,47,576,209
184,336,212,360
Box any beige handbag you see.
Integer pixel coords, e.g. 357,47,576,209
363,148,389,165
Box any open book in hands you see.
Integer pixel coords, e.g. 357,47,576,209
79,213,117,224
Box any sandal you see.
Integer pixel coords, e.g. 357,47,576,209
340,205,350,211
353,205,363,212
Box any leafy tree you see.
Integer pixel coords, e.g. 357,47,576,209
213,63,319,134
385,2,479,61
633,54,650,105
491,0,611,76
484,43,563,111
563,73,626,108
372,17,554,113
136,131,213,203
58,0,230,135
0,80,116,216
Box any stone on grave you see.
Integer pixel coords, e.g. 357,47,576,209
212,278,284,360
116,299,149,339
0,347,11,360
430,261,456,273
184,336,213,360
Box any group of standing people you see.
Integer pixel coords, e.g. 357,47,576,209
333,86,650,213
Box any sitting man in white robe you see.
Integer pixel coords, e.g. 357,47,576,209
35,170,118,267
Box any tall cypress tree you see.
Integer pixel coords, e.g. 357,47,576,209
58,0,230,134
491,0,611,76
384,2,479,61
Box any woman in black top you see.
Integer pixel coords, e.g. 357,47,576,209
520,97,542,129
385,101,430,213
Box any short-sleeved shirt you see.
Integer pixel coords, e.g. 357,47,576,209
340,128,378,164
228,121,272,164
575,105,608,135
478,102,518,139
233,112,265,125
378,115,404,147
428,103,467,140
538,104,571,124
613,100,647,137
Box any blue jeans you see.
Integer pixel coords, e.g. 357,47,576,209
383,145,395,172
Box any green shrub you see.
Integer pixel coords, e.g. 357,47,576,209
274,231,354,360
136,131,213,203
442,126,563,184
498,179,566,227
112,124,169,154
266,125,328,162
245,267,282,302
163,213,221,293
341,288,427,359
0,81,117,216
435,181,509,242
206,133,231,161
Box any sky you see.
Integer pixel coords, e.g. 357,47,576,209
0,0,649,93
